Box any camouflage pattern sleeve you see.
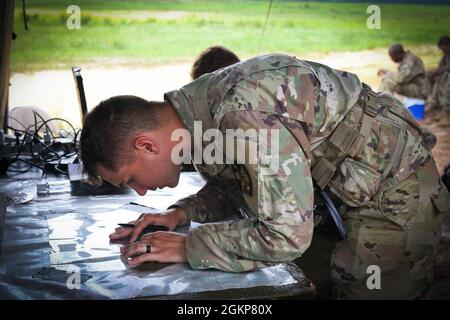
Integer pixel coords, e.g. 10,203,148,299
390,52,424,84
184,111,315,272
164,53,360,272
435,54,450,76
169,174,246,223
391,56,415,84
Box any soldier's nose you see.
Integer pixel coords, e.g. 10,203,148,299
133,187,147,196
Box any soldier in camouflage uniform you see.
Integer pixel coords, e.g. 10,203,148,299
80,53,450,299
190,45,240,80
426,36,450,119
378,44,429,99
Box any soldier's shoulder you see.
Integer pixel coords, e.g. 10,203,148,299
244,53,300,65
229,53,311,75
407,51,423,63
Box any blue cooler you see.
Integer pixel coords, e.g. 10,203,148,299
402,97,425,120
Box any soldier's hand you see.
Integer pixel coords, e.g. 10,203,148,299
120,232,187,266
109,207,188,243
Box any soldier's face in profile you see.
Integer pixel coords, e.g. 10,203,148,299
95,140,182,196
389,51,403,63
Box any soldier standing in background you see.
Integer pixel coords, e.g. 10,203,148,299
378,44,429,99
80,54,450,299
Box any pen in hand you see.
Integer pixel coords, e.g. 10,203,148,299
118,223,169,234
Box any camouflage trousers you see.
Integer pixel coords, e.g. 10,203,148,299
296,157,449,299
379,75,429,100
427,71,450,111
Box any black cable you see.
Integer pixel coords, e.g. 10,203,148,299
32,137,62,161
257,0,274,54
22,0,28,31
5,117,79,176
7,126,27,134
33,110,54,138
11,131,31,161
55,149,77,159
40,141,63,157
54,158,69,176
7,116,28,131
35,117,77,144
33,110,38,133
6,129,56,170
35,117,79,164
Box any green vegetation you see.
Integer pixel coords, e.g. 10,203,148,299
11,0,450,72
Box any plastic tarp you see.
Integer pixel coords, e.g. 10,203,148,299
0,172,300,299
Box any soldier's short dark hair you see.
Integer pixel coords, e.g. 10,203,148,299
191,46,240,80
438,35,450,47
389,43,404,55
79,95,166,183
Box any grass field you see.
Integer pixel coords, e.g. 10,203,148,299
10,0,450,72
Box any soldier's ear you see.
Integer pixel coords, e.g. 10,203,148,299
134,134,159,155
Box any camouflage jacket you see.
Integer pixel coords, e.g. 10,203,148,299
437,54,450,75
164,54,436,272
386,51,426,84
439,54,450,67
436,54,450,106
